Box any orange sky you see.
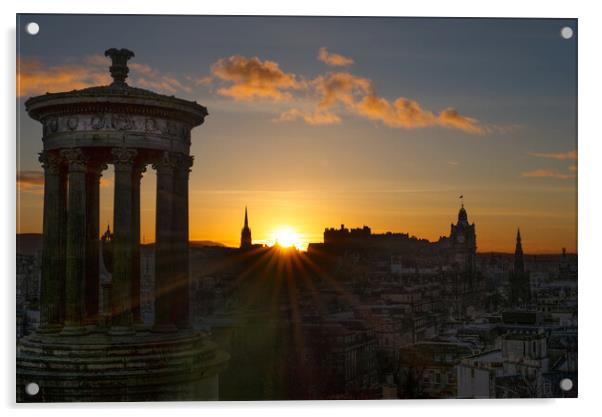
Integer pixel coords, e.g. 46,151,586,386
17,164,577,253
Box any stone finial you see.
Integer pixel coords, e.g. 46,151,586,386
104,48,135,87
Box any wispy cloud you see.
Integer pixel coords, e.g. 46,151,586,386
521,169,575,180
529,150,577,160
129,62,192,94
210,55,303,101
17,57,109,97
17,170,44,192
275,108,342,125
523,149,578,180
17,170,111,193
317,47,354,67
17,54,191,97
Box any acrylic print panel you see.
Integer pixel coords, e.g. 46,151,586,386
16,14,577,402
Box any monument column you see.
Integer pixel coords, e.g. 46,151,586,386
60,148,89,335
109,147,138,334
84,161,107,323
37,151,67,333
172,154,193,328
131,163,145,325
153,151,177,332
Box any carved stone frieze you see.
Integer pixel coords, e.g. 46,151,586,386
67,116,79,131
42,114,191,143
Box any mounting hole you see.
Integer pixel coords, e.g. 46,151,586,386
559,378,573,391
25,382,40,396
25,22,40,36
560,26,573,40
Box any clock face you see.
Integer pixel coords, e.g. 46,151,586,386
457,235,466,243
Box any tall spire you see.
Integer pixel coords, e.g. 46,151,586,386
511,227,529,306
514,228,524,273
240,206,252,250
457,201,468,225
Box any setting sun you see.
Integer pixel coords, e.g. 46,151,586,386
269,226,304,250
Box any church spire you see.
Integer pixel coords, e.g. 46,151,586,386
240,206,252,250
514,228,525,274
510,227,530,306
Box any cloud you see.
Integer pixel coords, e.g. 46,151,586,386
522,150,578,180
210,55,303,101
17,54,191,97
275,108,342,125
17,170,44,192
129,62,192,94
521,169,575,180
529,150,577,160
196,75,214,87
17,57,110,97
309,72,486,134
437,107,486,135
313,72,373,108
17,170,112,193
206,51,492,135
318,47,354,67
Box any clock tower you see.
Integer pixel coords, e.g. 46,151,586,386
449,202,477,274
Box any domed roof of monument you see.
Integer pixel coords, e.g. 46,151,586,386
25,48,207,125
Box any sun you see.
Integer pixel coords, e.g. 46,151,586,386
270,226,303,250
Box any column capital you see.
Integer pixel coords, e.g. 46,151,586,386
174,154,194,175
38,151,63,175
60,148,88,172
111,147,138,171
152,151,177,172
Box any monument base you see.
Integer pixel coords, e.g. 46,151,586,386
16,328,229,402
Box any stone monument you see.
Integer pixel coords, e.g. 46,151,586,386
17,48,228,402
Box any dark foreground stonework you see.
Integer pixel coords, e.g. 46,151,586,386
17,329,229,402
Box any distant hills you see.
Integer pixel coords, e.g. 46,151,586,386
16,233,227,255
189,240,226,248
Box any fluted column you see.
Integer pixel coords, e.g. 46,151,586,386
84,161,107,323
60,148,88,335
152,151,177,332
131,163,145,325
172,154,193,328
109,147,138,334
37,151,67,333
